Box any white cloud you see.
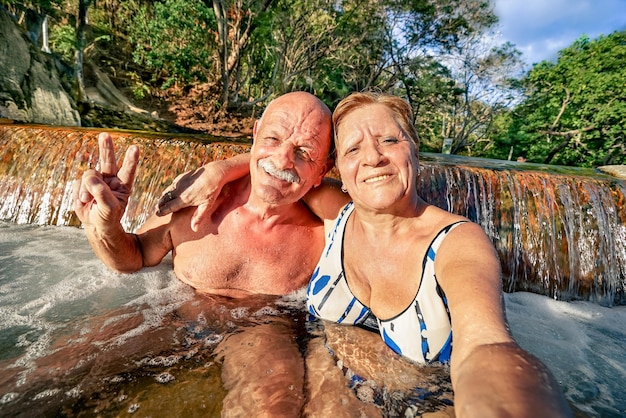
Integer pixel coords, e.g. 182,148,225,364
492,0,626,66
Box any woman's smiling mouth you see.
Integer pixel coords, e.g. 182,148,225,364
363,174,392,183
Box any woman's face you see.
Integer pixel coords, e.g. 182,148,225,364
335,103,419,211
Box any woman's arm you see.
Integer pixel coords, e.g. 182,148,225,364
156,153,252,229
436,222,572,418
157,152,350,225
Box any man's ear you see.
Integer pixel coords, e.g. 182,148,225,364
252,120,259,138
250,120,260,152
314,157,335,188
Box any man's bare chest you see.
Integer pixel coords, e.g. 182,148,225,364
169,217,323,293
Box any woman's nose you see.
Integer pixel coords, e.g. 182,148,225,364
362,141,383,166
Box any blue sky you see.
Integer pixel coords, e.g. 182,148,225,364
492,0,626,68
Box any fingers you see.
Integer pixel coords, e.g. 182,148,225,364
73,175,92,206
191,202,211,232
156,194,183,216
72,178,89,218
82,171,119,212
98,132,118,176
156,171,189,216
117,145,140,187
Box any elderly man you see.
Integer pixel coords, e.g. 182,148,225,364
74,91,333,297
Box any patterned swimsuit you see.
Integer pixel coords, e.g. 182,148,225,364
307,202,467,364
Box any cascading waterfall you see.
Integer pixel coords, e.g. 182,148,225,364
1,125,625,304
2,124,626,417
418,154,626,305
0,125,250,231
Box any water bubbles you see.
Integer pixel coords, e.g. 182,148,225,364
127,403,140,413
0,392,18,404
33,388,62,400
204,333,223,347
230,307,249,319
140,354,181,367
65,386,82,398
252,306,280,317
108,375,125,383
155,372,175,384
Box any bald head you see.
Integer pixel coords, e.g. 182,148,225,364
255,92,333,164
259,92,331,142
250,92,334,206
263,91,331,121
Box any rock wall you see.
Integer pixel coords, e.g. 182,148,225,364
0,7,80,126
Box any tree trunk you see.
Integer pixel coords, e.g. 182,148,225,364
75,0,89,103
213,0,230,108
41,15,50,53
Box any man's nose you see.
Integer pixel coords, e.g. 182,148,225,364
273,143,295,169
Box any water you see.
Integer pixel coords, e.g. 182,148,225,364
1,125,626,416
1,126,625,303
0,223,625,417
417,153,626,304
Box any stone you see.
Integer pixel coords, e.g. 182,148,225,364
0,8,80,126
598,165,626,180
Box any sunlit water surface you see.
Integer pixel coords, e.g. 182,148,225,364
0,223,625,417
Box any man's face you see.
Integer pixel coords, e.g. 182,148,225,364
249,95,332,207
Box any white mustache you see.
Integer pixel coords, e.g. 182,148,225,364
258,158,300,184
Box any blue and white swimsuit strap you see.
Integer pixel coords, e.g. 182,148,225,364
307,201,467,364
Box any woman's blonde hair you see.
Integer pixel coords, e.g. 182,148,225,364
332,92,420,147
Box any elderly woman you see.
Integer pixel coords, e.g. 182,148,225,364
158,92,572,417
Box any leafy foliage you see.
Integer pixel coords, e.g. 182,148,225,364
496,32,626,167
8,0,623,168
125,0,216,86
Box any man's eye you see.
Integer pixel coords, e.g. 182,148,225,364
383,137,399,144
296,148,312,160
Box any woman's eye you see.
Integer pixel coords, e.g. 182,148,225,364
383,137,399,144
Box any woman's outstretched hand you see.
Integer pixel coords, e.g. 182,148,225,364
157,166,223,231
157,153,252,232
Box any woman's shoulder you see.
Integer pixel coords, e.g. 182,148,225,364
422,204,469,226
420,205,490,246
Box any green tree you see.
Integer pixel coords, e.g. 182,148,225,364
126,0,216,88
510,32,626,167
363,0,522,156
437,38,523,155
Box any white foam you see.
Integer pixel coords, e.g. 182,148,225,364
505,292,626,415
0,223,195,382
1,224,625,415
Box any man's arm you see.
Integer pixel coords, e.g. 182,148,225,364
73,133,170,273
437,222,572,418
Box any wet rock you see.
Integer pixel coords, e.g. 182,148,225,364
0,8,80,126
598,165,626,180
